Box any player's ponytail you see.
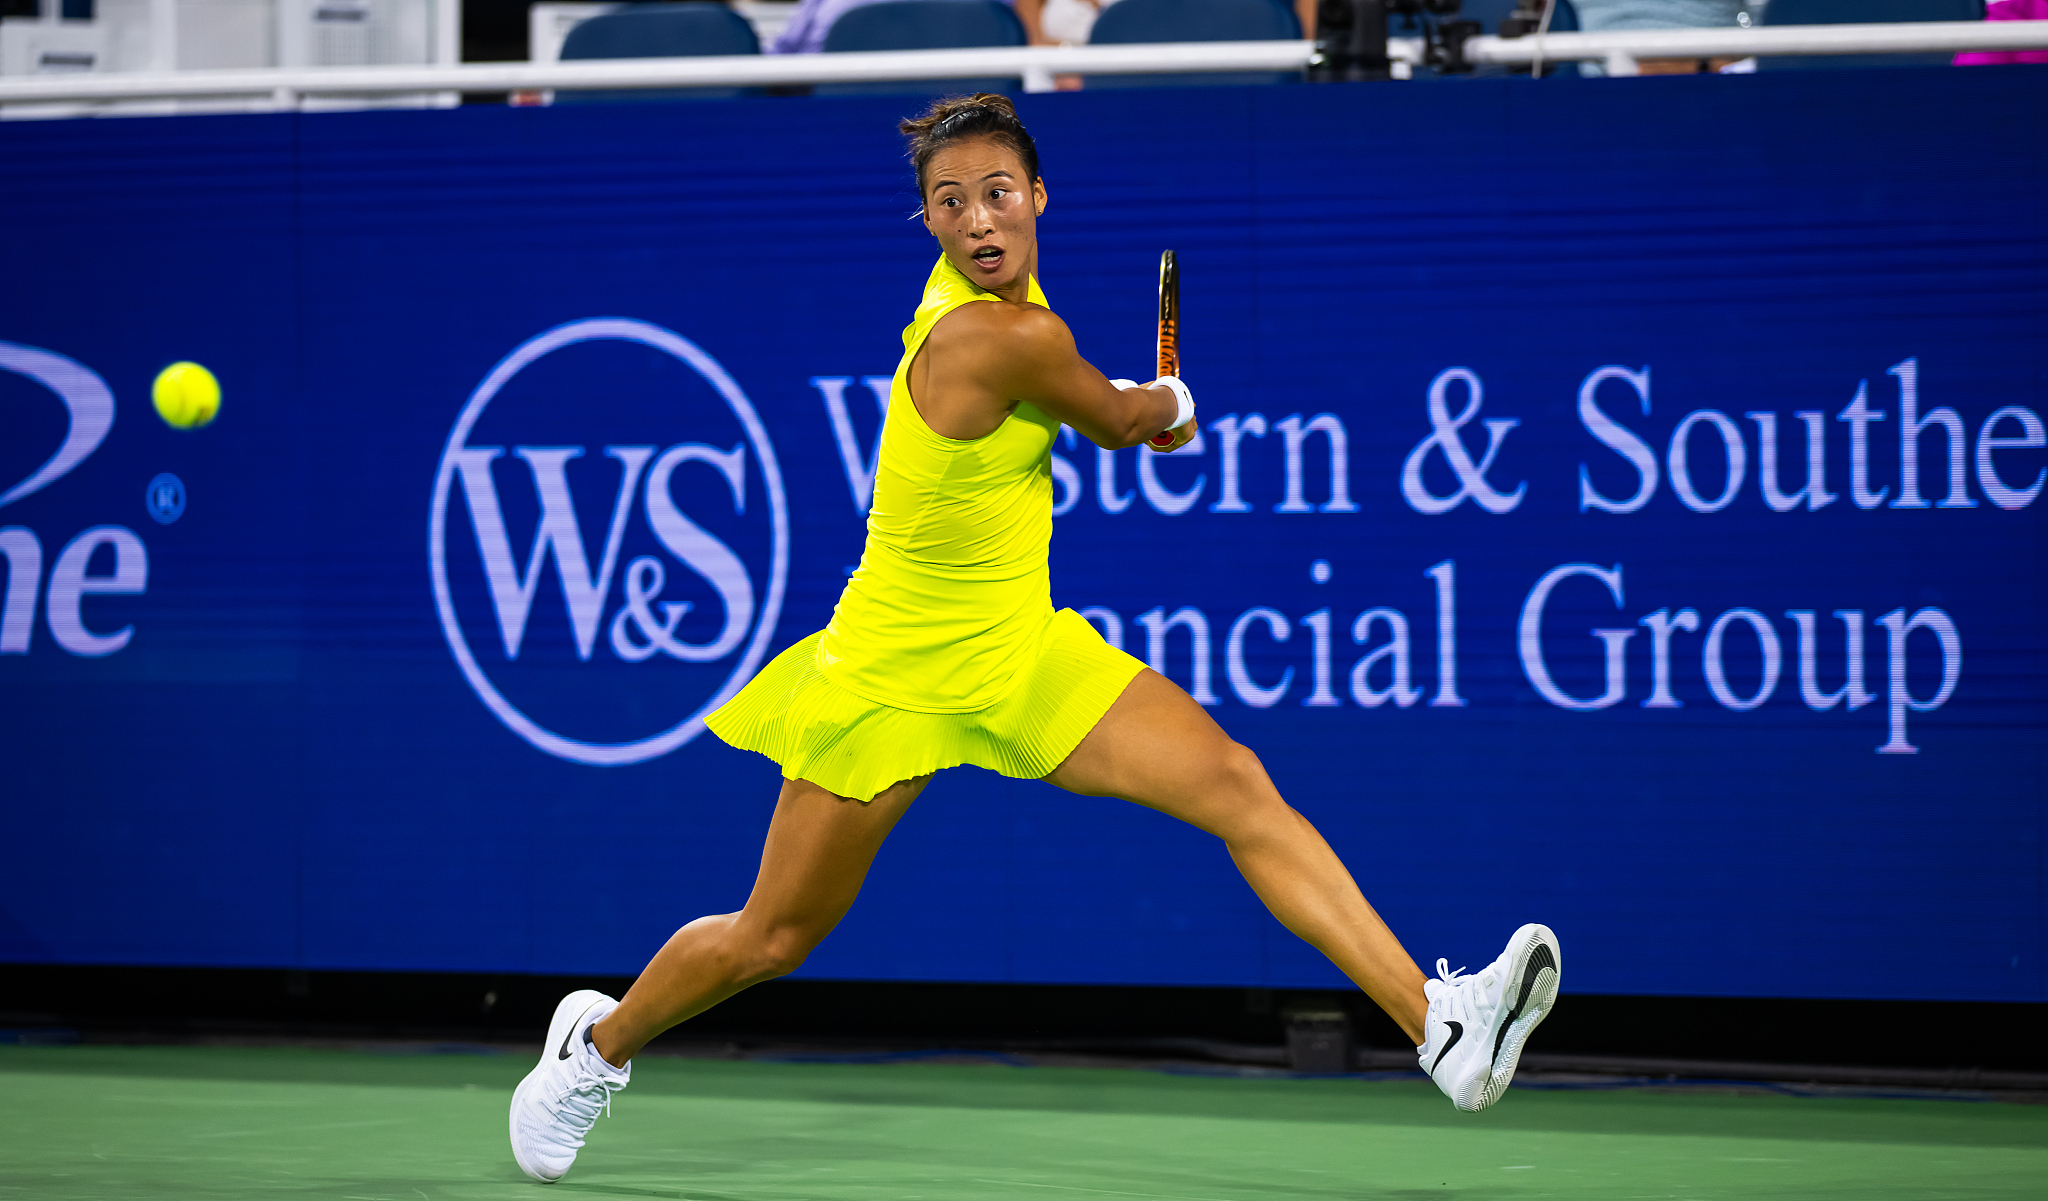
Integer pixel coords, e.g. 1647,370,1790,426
900,93,1041,196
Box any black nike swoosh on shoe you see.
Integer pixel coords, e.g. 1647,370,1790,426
1430,1020,1463,1075
558,1009,591,1060
1491,941,1558,1067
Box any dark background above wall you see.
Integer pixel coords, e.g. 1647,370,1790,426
5,965,2044,1084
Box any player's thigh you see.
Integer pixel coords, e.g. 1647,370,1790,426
738,774,927,942
1043,670,1281,840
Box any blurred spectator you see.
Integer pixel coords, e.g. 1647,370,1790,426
770,0,1044,52
1037,0,1110,44
1955,0,2048,64
1573,0,1741,31
1574,0,1741,73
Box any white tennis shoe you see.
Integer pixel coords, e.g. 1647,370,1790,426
1416,923,1561,1112
510,989,631,1182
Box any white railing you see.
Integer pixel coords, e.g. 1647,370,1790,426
2,21,2043,109
1466,19,2048,76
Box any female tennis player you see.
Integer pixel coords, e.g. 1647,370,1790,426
511,94,1560,1182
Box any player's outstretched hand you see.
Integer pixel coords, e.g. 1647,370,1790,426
1148,416,1199,453
1143,374,1196,452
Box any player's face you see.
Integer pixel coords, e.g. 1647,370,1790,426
921,137,1048,297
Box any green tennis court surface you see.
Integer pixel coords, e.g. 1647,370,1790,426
3,1045,2042,1199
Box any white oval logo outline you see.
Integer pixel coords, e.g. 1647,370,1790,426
429,318,789,766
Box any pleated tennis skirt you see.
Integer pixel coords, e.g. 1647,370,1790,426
705,607,1147,802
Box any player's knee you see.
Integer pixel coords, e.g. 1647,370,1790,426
1209,741,1293,836
1217,741,1272,799
733,925,817,985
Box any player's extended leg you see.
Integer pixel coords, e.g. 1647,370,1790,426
1044,669,1561,1112
591,773,929,1065
512,775,927,1182
1043,669,1430,1042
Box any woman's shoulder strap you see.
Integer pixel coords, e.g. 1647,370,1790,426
902,255,992,347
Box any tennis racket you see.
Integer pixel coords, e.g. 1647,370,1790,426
1147,249,1196,451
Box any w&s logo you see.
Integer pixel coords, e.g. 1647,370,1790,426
429,319,788,766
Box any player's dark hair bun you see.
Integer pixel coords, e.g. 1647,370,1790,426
900,93,1041,195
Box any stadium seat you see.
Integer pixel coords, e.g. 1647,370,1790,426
556,2,762,105
1085,0,1303,89
1760,0,1986,71
816,0,1028,96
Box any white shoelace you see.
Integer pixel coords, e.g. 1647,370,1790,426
1430,958,1479,1032
546,1063,627,1151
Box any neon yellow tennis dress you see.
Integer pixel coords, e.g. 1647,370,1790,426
706,254,1147,801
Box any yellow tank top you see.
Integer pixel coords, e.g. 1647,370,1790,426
816,254,1061,713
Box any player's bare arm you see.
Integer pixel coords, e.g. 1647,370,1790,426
911,301,1178,448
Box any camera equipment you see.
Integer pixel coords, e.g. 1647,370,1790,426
1308,0,1481,82
1495,0,1565,75
1497,0,1547,38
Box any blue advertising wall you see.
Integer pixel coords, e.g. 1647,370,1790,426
2,67,2043,1002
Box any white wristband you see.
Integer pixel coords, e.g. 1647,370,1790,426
1151,375,1195,430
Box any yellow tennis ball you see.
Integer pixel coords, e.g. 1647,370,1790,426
152,361,220,430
